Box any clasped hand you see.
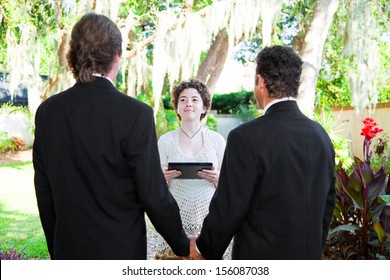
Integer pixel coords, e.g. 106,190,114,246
181,237,204,260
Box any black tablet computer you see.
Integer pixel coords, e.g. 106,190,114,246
168,162,213,179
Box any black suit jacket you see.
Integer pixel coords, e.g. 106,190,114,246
197,101,335,259
33,77,189,259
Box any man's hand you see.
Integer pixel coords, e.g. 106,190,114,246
189,236,204,260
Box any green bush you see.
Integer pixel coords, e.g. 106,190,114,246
314,109,354,171
211,90,255,114
162,94,173,110
236,103,261,123
0,131,13,153
370,133,390,174
165,109,179,132
0,131,26,153
0,103,30,114
206,114,217,131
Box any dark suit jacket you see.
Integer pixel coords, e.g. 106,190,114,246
197,101,335,259
33,77,189,259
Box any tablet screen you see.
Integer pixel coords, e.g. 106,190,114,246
168,162,213,179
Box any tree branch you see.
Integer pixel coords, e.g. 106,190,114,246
123,4,210,59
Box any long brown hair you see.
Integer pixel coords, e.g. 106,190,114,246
66,12,122,83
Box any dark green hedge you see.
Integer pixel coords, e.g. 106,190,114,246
211,90,255,114
163,90,255,114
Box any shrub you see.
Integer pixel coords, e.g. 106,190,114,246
235,103,261,123
165,109,179,132
325,118,390,259
206,114,217,132
0,247,24,260
315,109,354,171
211,90,255,114
0,131,25,153
370,133,390,174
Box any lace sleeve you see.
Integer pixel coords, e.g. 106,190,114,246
157,133,169,166
208,131,226,168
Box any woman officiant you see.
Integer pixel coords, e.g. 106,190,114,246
155,79,226,259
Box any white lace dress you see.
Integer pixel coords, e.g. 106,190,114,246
156,127,226,258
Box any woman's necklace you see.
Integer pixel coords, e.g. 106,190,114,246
180,126,202,141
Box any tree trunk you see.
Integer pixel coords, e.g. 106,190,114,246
296,0,339,116
41,1,68,101
184,0,194,11
196,28,229,95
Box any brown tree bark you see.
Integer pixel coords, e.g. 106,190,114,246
41,0,68,101
196,28,229,94
184,0,194,11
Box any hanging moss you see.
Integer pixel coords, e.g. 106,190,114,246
147,0,281,116
344,0,381,115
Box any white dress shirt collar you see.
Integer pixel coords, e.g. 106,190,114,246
92,73,114,85
263,97,297,114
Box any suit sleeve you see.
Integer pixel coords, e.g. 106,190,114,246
197,129,259,259
33,106,55,259
322,172,336,247
125,107,189,256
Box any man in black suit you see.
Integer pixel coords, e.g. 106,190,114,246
190,46,335,259
33,12,189,260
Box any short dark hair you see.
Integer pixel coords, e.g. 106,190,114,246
255,45,302,98
66,12,122,83
171,79,211,121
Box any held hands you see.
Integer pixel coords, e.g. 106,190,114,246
180,237,204,260
189,236,204,260
197,167,220,187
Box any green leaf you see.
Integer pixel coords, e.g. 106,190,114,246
375,253,387,260
378,195,390,203
344,167,364,209
379,205,390,233
367,167,387,205
329,224,361,235
373,222,387,244
359,161,374,188
368,239,381,248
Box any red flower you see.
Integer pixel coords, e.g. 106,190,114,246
362,117,375,125
360,118,383,140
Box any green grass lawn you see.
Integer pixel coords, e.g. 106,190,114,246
0,160,162,260
0,161,50,259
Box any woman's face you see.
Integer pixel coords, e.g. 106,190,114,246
177,88,206,122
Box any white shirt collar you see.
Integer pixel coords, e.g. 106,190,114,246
263,97,296,114
92,73,114,85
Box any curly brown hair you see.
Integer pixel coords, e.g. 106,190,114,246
255,45,302,98
66,12,122,83
171,79,211,121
